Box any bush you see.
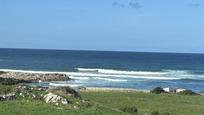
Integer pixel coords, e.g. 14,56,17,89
151,87,166,94
120,106,138,114
178,90,198,95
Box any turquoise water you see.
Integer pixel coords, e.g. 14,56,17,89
1,48,204,92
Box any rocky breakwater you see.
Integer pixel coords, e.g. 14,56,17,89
0,70,70,82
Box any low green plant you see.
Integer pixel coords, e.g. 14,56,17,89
0,78,30,85
120,106,138,114
162,112,171,115
0,85,15,95
151,111,160,115
151,87,166,94
178,90,198,95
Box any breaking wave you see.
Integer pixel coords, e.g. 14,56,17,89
77,68,165,75
1,68,204,81
49,83,81,87
93,77,128,82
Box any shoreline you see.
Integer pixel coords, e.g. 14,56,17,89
81,87,204,95
80,87,150,93
0,69,203,95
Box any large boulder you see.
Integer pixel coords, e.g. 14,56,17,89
48,87,81,99
163,87,176,93
44,92,68,104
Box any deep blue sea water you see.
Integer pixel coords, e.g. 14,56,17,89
1,48,204,92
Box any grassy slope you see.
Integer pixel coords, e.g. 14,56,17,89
0,91,204,115
0,100,120,115
82,91,204,115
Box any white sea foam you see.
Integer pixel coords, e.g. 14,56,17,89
93,77,128,82
67,72,180,80
77,68,166,75
0,69,68,74
164,70,190,75
97,69,166,75
1,68,202,80
77,68,98,72
69,76,90,80
49,82,81,87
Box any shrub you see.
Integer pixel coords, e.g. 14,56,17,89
178,90,198,95
151,87,166,94
120,106,138,114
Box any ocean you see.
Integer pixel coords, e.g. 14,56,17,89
0,48,204,93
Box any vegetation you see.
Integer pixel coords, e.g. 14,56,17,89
178,90,198,95
0,85,15,95
120,106,138,114
0,77,30,85
150,111,160,115
0,82,204,115
150,87,166,94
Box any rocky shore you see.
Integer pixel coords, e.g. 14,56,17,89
0,70,70,82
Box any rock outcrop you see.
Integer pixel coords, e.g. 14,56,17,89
0,71,70,82
48,87,81,99
44,92,68,104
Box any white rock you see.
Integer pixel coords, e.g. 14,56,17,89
176,89,186,93
44,93,55,103
73,105,79,109
61,99,68,104
44,93,65,104
163,87,176,93
19,93,23,96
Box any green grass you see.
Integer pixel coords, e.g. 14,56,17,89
81,91,204,115
0,100,120,115
0,85,15,95
0,90,204,115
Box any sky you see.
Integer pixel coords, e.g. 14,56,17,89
0,0,204,53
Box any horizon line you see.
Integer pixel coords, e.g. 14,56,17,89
0,47,203,55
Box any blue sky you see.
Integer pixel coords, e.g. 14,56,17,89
0,0,204,53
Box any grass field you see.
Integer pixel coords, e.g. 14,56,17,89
0,90,204,115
